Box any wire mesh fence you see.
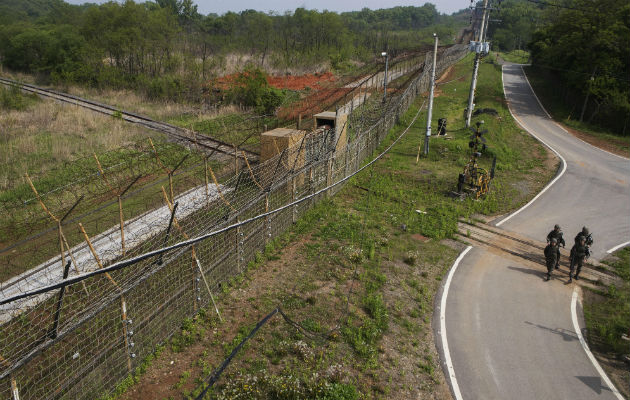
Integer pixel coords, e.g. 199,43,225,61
0,44,468,400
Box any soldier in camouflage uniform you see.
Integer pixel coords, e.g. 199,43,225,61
574,226,593,247
546,224,565,269
569,237,589,282
544,238,558,281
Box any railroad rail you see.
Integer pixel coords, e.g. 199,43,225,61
0,77,259,162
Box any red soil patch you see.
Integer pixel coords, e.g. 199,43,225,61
277,87,354,120
211,72,336,92
267,72,335,91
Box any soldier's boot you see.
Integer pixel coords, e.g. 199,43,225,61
575,266,582,280
568,276,572,283
545,273,550,281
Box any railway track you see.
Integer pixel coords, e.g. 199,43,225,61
0,77,259,162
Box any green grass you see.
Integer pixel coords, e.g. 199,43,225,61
584,247,630,355
497,50,530,64
523,65,630,154
110,53,558,399
0,84,39,110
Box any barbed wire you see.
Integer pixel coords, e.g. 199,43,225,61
0,44,469,400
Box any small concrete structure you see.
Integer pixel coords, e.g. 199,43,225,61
313,111,337,130
260,128,306,163
260,128,307,189
313,111,347,153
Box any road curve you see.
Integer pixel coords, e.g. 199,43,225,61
439,64,630,400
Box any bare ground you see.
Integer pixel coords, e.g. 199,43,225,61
557,123,629,159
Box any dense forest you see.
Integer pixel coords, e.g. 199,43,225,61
0,0,466,101
528,0,629,133
487,0,629,134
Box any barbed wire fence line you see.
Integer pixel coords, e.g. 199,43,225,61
0,44,468,400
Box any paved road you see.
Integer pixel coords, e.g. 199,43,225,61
439,64,630,399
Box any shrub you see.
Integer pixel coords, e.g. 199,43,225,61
0,84,37,110
226,66,285,115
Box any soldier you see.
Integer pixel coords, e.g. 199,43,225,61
574,226,593,247
569,237,589,282
546,224,565,269
544,238,558,281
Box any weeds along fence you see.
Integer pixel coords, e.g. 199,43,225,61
0,44,468,400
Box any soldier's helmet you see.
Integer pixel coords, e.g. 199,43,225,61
554,224,560,230
551,238,557,244
582,227,589,235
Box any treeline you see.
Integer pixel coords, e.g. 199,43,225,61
0,0,465,101
484,0,629,134
529,0,629,134
485,0,542,52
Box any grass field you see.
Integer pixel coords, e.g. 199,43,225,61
584,247,630,398
497,50,530,64
109,54,558,400
0,85,166,192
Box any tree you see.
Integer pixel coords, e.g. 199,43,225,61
529,0,630,132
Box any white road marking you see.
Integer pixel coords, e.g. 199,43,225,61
440,245,472,400
518,65,552,119
606,240,630,254
484,349,502,393
571,287,624,400
496,65,567,227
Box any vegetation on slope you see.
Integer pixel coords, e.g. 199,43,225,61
108,55,557,400
583,247,630,398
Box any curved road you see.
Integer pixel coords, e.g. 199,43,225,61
439,64,630,399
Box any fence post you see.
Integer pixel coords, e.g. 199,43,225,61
118,196,126,255
291,177,297,223
309,166,314,207
264,193,270,244
344,145,349,177
193,250,199,312
49,260,71,339
195,258,222,322
326,157,333,197
121,297,133,373
204,157,209,202
10,376,19,400
236,218,242,272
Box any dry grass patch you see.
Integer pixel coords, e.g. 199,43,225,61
0,99,164,190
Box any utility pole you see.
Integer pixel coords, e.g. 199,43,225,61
424,33,438,156
382,51,389,102
465,0,490,127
